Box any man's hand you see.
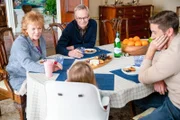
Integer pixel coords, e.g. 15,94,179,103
68,49,83,58
66,46,74,51
150,35,169,51
145,35,169,60
154,80,167,95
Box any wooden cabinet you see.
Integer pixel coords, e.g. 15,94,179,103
99,5,153,45
0,4,7,27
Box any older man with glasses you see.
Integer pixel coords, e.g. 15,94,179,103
56,4,97,58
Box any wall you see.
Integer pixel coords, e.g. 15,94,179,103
153,0,180,12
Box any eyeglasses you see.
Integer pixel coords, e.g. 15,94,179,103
76,16,89,21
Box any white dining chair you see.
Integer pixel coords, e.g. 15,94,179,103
45,81,110,120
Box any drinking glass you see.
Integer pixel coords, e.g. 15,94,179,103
77,47,85,54
54,55,64,65
134,55,144,67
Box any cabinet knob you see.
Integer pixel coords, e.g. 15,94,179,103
145,20,148,23
118,10,122,14
132,15,136,18
146,9,149,12
144,36,147,38
144,28,148,30
100,14,102,17
145,14,149,17
133,9,136,12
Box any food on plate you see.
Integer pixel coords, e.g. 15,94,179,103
85,54,112,67
39,59,45,64
89,59,99,66
123,66,136,72
85,49,96,53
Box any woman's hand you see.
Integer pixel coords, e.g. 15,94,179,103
54,62,63,71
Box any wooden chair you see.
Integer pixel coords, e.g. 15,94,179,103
0,5,7,28
0,27,26,120
49,22,68,51
101,17,129,44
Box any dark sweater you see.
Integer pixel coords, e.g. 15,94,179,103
56,19,97,56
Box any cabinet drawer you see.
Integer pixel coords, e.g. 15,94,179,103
124,14,142,19
124,7,143,15
143,7,151,13
116,8,124,15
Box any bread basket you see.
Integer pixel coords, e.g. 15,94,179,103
122,44,149,56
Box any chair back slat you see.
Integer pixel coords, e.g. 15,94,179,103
101,17,129,44
0,27,14,68
49,22,69,50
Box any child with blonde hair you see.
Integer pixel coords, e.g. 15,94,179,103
66,61,96,85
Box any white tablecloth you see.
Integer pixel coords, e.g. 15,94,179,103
26,44,154,120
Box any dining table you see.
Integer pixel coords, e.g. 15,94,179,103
26,44,154,120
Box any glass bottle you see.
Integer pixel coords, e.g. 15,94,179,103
114,32,122,58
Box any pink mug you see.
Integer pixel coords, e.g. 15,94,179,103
44,59,54,78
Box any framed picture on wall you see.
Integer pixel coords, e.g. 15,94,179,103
13,0,46,9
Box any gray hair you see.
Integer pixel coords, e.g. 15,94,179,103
74,4,89,16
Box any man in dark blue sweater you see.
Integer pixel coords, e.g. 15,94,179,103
56,4,97,58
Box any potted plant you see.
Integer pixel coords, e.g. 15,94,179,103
44,0,56,23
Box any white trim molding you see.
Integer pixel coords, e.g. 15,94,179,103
5,0,16,33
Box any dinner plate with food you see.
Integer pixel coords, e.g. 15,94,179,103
84,48,97,54
121,66,140,75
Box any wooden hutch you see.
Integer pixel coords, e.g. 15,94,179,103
99,5,153,45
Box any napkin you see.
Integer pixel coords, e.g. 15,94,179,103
95,73,114,90
55,58,75,81
82,47,111,59
110,69,139,83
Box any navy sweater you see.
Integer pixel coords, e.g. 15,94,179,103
56,19,97,56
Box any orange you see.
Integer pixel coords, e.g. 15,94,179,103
133,36,140,41
135,41,142,46
127,40,135,46
122,39,129,45
141,40,149,46
128,37,134,41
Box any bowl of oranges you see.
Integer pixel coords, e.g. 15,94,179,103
122,36,149,56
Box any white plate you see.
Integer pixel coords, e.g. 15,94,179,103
38,59,55,65
84,48,97,54
121,66,140,76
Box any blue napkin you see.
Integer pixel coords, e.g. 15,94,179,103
82,47,111,59
110,69,139,83
55,58,75,81
95,73,114,90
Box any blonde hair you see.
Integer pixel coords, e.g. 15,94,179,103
21,11,44,36
67,61,96,85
